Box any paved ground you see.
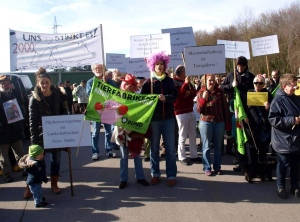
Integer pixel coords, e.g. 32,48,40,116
0,129,299,222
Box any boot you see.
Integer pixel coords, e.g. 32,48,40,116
51,175,61,194
24,185,33,199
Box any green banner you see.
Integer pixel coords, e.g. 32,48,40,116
234,87,248,155
84,78,158,134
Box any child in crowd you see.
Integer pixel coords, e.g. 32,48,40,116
19,144,48,207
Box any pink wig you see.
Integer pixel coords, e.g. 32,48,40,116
146,51,170,72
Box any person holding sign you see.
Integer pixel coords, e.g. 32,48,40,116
196,74,231,176
268,74,300,199
111,74,149,189
246,75,273,163
141,52,178,187
0,75,25,183
24,68,68,198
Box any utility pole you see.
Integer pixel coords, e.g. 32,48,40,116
52,16,61,34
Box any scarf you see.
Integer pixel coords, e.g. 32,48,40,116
152,72,166,81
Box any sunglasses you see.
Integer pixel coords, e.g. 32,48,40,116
254,82,264,85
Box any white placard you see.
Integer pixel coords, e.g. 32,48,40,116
184,45,226,75
217,40,250,59
250,35,279,57
169,52,185,68
125,57,150,78
130,33,171,58
106,53,126,69
161,27,196,53
42,114,91,149
10,26,103,71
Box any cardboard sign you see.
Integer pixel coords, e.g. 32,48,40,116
106,53,126,69
247,92,268,106
217,40,250,59
184,45,226,75
251,35,279,57
130,33,171,58
42,114,91,149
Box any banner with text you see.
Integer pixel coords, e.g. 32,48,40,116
42,114,91,149
184,45,226,75
217,40,250,59
126,58,150,78
250,35,279,57
106,53,126,69
84,78,158,134
10,26,103,71
130,33,171,58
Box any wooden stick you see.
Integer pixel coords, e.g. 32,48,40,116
246,122,258,151
68,150,74,196
266,55,270,79
181,52,186,67
76,119,86,157
233,59,236,82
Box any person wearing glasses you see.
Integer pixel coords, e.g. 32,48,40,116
268,74,300,199
246,75,273,165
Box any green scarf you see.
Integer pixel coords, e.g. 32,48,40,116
152,72,166,81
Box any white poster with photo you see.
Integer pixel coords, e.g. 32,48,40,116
106,53,126,69
250,35,279,57
10,26,103,71
125,58,150,78
161,27,196,53
3,98,24,124
130,33,171,58
184,45,226,75
217,40,250,59
42,114,91,149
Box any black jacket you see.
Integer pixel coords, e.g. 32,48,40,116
268,88,300,154
29,85,68,145
141,75,177,121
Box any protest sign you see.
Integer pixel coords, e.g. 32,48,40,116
125,58,149,78
251,35,279,57
130,33,171,58
10,26,104,71
247,92,268,106
106,53,126,69
42,114,91,149
217,40,250,59
3,98,24,124
84,78,158,134
184,45,226,75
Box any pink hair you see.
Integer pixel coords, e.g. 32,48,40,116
120,81,138,92
146,51,170,72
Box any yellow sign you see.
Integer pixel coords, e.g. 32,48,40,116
295,82,300,96
247,92,268,106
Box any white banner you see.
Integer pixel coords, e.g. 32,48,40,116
161,27,196,53
184,45,226,75
125,57,150,78
250,35,279,57
130,33,171,58
217,40,250,59
42,114,91,149
10,26,103,71
169,52,184,68
106,53,126,69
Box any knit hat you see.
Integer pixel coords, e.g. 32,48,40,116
236,56,248,66
29,144,44,158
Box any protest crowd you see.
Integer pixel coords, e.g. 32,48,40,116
1,51,300,209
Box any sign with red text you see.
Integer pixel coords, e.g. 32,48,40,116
10,26,103,71
250,35,279,57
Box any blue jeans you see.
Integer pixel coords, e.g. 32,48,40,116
120,146,145,181
276,153,300,190
45,149,61,176
199,121,225,172
29,183,43,204
91,121,117,154
150,118,177,180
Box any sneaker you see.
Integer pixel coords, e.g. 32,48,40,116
92,153,99,160
137,179,149,186
290,188,300,198
151,177,160,185
35,200,48,208
119,181,127,189
179,159,190,165
204,170,212,176
167,179,176,187
12,165,21,172
3,175,14,183
277,188,288,199
144,156,150,162
106,151,116,158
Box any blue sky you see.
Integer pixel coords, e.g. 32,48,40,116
0,0,297,72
